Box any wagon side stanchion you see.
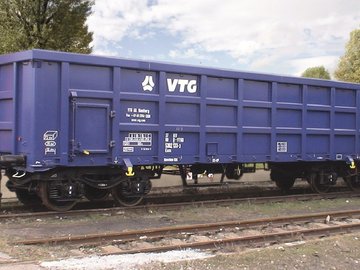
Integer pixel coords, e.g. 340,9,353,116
0,170,2,207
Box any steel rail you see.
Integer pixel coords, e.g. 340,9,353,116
1,191,358,221
107,221,360,255
13,208,360,246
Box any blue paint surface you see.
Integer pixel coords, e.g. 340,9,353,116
0,50,359,171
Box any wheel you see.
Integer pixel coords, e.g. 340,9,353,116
15,189,41,206
309,172,331,193
111,186,144,207
270,170,295,191
111,178,149,207
111,176,152,207
38,181,78,211
274,178,295,191
225,165,243,180
84,185,110,201
344,175,360,192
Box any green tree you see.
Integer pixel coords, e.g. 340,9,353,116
0,0,93,54
334,29,360,83
301,66,331,80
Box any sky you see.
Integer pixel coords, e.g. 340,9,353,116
87,0,360,77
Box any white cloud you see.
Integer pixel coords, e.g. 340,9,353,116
87,0,150,42
290,55,339,76
168,47,215,63
88,0,360,75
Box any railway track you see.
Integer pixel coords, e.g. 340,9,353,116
0,191,358,221
13,209,360,256
0,181,285,209
0,183,299,210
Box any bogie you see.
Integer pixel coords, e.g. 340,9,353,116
2,160,360,211
38,181,79,211
111,175,152,207
308,171,333,193
270,169,296,192
84,185,110,201
15,189,41,206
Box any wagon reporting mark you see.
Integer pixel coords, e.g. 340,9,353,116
123,133,153,153
165,133,185,153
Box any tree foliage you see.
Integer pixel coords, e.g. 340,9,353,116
334,29,360,83
0,0,93,54
301,66,331,80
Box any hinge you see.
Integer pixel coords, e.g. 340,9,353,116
70,91,78,105
110,110,116,118
109,140,115,148
70,91,78,98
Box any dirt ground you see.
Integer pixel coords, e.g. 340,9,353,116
0,169,359,269
1,234,360,270
0,194,358,269
6,234,359,270
140,234,360,270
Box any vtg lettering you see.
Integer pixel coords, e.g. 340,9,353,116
167,78,197,93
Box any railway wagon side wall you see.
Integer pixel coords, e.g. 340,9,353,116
0,58,38,159
1,50,360,171
0,62,15,154
117,68,360,166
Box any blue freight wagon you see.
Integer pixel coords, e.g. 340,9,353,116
0,49,359,210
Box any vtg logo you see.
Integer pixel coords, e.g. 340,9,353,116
142,75,155,91
167,78,197,94
142,75,197,94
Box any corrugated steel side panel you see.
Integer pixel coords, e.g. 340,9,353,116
0,63,15,154
1,50,360,171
